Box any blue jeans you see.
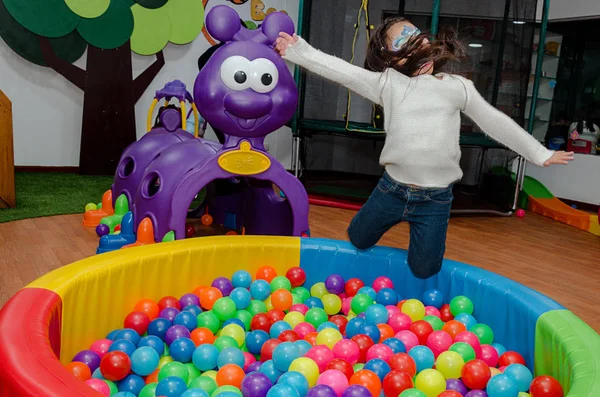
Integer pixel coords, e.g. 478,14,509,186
347,172,453,279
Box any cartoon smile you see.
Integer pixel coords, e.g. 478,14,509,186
225,112,270,130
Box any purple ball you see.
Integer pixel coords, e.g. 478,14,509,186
95,224,110,237
159,307,180,322
465,391,488,397
324,274,345,294
247,361,263,373
165,325,191,345
179,293,200,309
241,371,273,397
212,277,234,297
307,385,338,397
341,385,372,397
72,350,101,373
357,313,366,319
446,379,468,395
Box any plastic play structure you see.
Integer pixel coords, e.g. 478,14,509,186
83,6,309,253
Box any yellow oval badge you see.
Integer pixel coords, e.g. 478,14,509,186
218,141,271,175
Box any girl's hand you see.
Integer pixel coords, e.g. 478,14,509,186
543,151,574,166
275,32,299,56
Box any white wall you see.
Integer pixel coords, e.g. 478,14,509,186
0,0,299,168
537,0,600,21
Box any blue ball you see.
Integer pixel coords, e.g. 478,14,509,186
192,344,219,371
156,376,188,397
376,288,398,306
365,304,389,325
345,318,366,338
246,330,270,355
170,337,196,363
277,371,309,396
131,346,160,376
106,329,121,340
357,323,380,343
304,297,324,309
503,364,533,392
181,389,210,397
357,287,376,301
213,392,240,397
259,360,283,384
317,322,339,332
364,358,391,381
250,280,271,300
183,305,203,317
382,337,406,354
92,368,104,379
454,313,477,330
217,347,245,368
138,335,165,356
174,312,198,332
223,318,247,331
492,343,507,357
113,393,136,397
272,342,301,372
108,339,137,356
270,321,293,338
294,340,312,356
230,287,252,310
114,329,141,346
117,374,145,395
232,270,252,289
486,374,519,397
147,318,173,341
422,289,444,309
266,383,300,397
408,346,435,373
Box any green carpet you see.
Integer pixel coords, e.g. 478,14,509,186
0,173,112,223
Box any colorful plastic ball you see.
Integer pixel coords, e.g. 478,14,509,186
470,323,494,345
503,364,533,392
181,390,210,397
286,267,307,288
326,358,354,381
190,328,215,348
305,345,335,372
318,294,340,316
350,294,373,315
246,360,263,374
364,358,391,381
183,304,203,317
241,372,273,397
357,323,380,343
305,297,325,310
65,361,92,381
421,289,444,309
268,321,291,339
185,223,196,238
100,351,131,382
480,344,500,367
267,310,286,326
130,346,160,376
345,278,365,297
229,287,252,310
449,296,474,316
293,286,311,302
309,282,327,299
134,299,161,321
188,376,218,394
193,344,219,371
515,209,526,218
529,375,564,397
217,347,245,369
217,324,243,347
375,288,398,306
156,376,188,397
211,277,234,297
96,223,110,237
294,322,315,339
251,280,272,301
381,337,405,354
214,335,239,351
246,330,270,355
356,287,377,301
159,362,189,383
409,320,434,345
438,392,463,397
85,378,111,396
414,369,446,397
349,369,382,397
461,359,491,390
454,313,477,330
160,307,181,322
324,274,345,295
364,303,389,325
216,364,246,388
261,338,282,362
316,328,343,349
365,343,393,362
454,331,482,358
422,315,443,332
381,370,413,397
116,328,142,345
435,351,465,379
332,339,360,364
317,369,350,397
492,343,507,357
308,384,338,397
394,330,419,353
295,340,313,356
114,392,136,397
212,386,243,397
351,334,375,363
271,342,301,372
269,290,292,312
328,315,348,335
266,383,300,397
446,378,468,394
251,313,273,334
426,330,453,357
258,359,283,384
441,320,467,341
372,276,393,292
117,374,145,395
424,306,441,318
85,202,97,211
158,356,174,370
270,276,292,292
212,297,236,321
201,213,214,226
199,287,223,310
159,296,182,311
73,349,102,373
256,266,278,282
345,318,365,338
401,299,425,322
341,385,373,397
499,351,526,367
232,270,252,289
172,312,198,332
165,325,191,346
289,357,320,387
341,298,352,316
449,341,476,362
408,345,435,372
148,318,172,340
439,304,454,322
303,308,327,328
388,312,412,333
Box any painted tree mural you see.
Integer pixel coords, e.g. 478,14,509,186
0,0,205,175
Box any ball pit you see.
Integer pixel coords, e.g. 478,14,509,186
0,237,599,397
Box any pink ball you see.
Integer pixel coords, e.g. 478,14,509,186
455,331,482,358
480,345,499,367
305,345,335,373
85,379,110,396
388,313,412,333
90,339,112,358
342,297,352,316
395,330,419,352
332,339,360,365
243,352,256,371
426,330,453,357
294,322,317,338
386,305,401,318
516,209,526,218
290,304,309,315
372,276,394,292
317,369,349,397
366,343,394,362
338,292,347,300
498,366,507,372
425,306,441,318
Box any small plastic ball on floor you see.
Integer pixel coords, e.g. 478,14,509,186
85,203,97,212
185,224,196,238
201,214,214,226
515,209,526,218
96,224,110,237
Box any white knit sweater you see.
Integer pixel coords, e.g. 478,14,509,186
284,38,554,188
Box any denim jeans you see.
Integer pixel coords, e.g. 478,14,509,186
347,172,453,279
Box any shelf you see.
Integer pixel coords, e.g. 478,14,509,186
527,96,554,101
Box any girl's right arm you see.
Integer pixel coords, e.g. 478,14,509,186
278,34,386,106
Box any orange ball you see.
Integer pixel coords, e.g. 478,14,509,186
442,320,467,340
146,368,159,384
304,332,318,346
397,300,406,310
271,289,293,311
350,369,382,397
191,327,216,346
226,231,238,236
201,214,213,226
133,299,160,321
192,286,207,298
256,266,277,282
377,324,395,342
216,364,245,388
199,287,223,310
65,362,91,381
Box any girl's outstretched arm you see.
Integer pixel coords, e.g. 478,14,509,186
276,32,388,106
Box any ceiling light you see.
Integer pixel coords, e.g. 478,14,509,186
469,43,483,48
513,20,526,24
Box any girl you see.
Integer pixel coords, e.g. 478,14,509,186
275,17,574,279
568,110,599,154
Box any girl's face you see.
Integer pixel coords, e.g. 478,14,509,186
387,22,433,76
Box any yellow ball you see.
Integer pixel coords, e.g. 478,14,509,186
264,297,274,311
310,282,328,298
517,393,531,397
220,324,246,347
201,370,217,381
289,357,320,387
316,328,343,349
401,299,426,321
322,294,342,315
490,367,502,377
85,203,97,212
284,312,305,328
415,369,446,397
347,311,356,320
158,356,173,369
435,351,464,379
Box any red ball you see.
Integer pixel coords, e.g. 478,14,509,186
498,351,526,367
158,296,181,311
409,320,434,345
345,278,365,297
326,358,354,380
388,353,417,377
460,359,491,390
260,338,282,361
530,375,564,397
438,392,463,397
440,304,454,322
285,267,306,287
329,315,349,335
124,312,150,335
99,351,131,381
516,209,526,218
351,334,375,363
114,224,121,232
267,309,286,324
250,313,273,333
185,223,196,238
278,330,300,342
382,370,413,397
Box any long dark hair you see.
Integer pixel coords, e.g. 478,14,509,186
576,109,596,133
365,17,467,76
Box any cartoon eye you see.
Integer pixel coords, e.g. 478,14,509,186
249,58,279,93
220,56,251,91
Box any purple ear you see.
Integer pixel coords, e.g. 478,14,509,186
206,5,242,43
261,12,295,45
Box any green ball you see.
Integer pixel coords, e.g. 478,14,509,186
292,287,310,302
248,300,267,315
212,385,243,397
353,363,364,372
214,335,239,351
97,202,102,209
163,343,170,357
159,361,189,383
470,323,494,345
399,389,427,397
351,293,373,314
304,307,328,328
198,311,220,334
241,343,249,352
188,375,217,394
85,203,97,211
234,309,252,330
423,315,444,331
103,379,118,395
270,276,292,292
185,363,201,384
449,295,474,316
212,297,237,321
291,292,303,305
138,383,158,397
449,342,476,362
